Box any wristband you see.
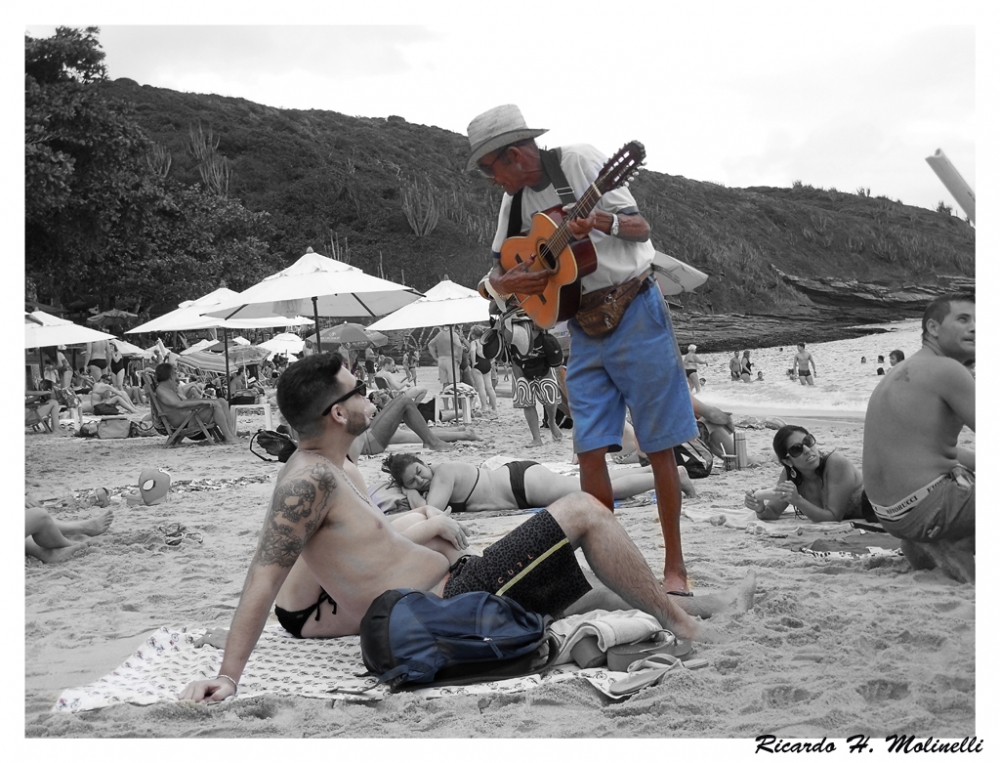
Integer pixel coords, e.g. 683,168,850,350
217,674,239,693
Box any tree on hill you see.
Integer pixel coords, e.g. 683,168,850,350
25,27,277,318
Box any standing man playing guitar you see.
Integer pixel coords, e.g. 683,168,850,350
467,104,699,596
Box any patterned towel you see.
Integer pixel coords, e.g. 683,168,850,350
52,623,639,712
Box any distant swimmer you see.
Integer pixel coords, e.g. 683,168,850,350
863,293,975,582
793,342,817,385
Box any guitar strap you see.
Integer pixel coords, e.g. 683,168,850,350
505,148,577,239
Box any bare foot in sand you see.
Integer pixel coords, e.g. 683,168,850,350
667,570,757,620
429,441,455,452
26,538,96,563
526,439,543,448
678,466,697,498
76,509,114,536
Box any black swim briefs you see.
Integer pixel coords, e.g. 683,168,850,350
274,589,338,639
504,460,539,510
442,509,591,617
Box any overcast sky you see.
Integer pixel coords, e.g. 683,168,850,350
23,2,980,215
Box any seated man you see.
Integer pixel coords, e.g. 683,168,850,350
26,505,113,563
863,293,975,582
153,363,240,444
374,357,427,403
179,353,756,703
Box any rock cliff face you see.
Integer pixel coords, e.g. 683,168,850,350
667,274,975,353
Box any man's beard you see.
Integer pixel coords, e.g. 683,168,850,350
344,408,371,437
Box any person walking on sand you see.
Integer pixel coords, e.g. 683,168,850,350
427,327,464,390
178,353,757,703
793,342,817,385
467,104,698,596
862,293,975,582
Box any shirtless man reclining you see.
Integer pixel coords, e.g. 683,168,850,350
179,352,756,703
863,292,975,582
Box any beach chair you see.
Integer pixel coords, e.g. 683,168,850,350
25,401,53,433
142,372,224,447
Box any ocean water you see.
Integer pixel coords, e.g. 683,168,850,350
693,319,923,416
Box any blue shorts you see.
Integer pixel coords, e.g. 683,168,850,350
566,284,697,454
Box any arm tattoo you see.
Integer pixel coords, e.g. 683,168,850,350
255,463,337,568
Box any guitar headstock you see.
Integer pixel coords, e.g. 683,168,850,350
596,141,646,194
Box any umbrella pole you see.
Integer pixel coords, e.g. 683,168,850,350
37,346,44,388
223,326,232,403
449,325,460,426
313,297,322,353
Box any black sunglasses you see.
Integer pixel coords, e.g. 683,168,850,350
321,381,366,416
785,434,816,459
477,147,508,178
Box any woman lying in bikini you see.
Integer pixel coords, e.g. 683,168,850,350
743,425,867,522
382,453,681,513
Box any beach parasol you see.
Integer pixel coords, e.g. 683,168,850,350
25,310,117,349
109,338,152,358
128,288,312,401
203,248,422,351
369,278,489,423
318,322,388,348
651,251,709,297
257,333,305,357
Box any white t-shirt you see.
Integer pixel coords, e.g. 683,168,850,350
490,143,655,293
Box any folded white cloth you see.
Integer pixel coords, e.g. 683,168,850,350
548,609,665,665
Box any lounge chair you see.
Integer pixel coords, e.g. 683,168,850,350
142,372,224,447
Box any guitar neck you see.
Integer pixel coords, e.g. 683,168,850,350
546,183,602,257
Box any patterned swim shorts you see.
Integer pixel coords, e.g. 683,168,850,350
442,509,591,616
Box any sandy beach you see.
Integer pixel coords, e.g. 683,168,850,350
24,363,977,741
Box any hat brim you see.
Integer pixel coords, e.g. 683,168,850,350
466,128,548,172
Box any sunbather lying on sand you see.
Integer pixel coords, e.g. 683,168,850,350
25,506,113,563
382,454,693,512
744,425,867,522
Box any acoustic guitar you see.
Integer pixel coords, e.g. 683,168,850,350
498,141,646,329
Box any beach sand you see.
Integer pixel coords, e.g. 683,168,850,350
24,366,977,739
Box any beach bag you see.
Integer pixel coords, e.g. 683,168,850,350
359,589,558,691
480,328,501,360
249,429,297,463
673,435,714,479
539,331,564,367
97,417,131,439
93,402,120,416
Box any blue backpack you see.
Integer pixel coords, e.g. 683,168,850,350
359,589,558,691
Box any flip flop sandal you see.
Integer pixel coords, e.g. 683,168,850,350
185,532,204,544
608,654,708,697
607,631,694,672
162,523,185,537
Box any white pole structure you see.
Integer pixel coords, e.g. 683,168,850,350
925,148,975,224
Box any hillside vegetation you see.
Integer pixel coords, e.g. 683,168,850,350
101,76,974,320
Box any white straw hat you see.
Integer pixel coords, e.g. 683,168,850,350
466,104,547,172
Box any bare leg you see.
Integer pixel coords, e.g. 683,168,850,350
522,406,544,448
370,395,457,451
542,402,563,442
26,507,113,540
546,493,700,640
578,448,614,509
565,568,757,620
646,448,689,593
25,537,95,563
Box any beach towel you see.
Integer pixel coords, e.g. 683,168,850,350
548,608,664,665
790,533,903,560
52,617,672,712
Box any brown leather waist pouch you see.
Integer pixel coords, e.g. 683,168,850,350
574,270,653,338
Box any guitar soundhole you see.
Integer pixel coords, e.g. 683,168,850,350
538,244,556,272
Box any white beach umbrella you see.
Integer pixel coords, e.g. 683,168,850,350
109,338,152,358
651,251,709,296
369,278,489,420
127,288,313,334
204,248,422,351
257,332,305,356
25,310,117,349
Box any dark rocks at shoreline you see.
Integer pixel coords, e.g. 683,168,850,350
668,311,894,354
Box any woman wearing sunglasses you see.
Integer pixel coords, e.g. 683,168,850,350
744,425,866,522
